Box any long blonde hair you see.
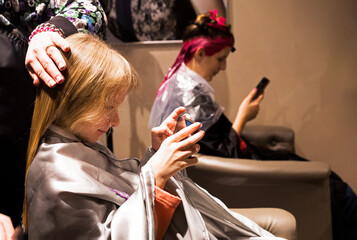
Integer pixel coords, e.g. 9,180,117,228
23,33,140,227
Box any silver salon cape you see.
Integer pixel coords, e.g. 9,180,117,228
26,124,284,240
149,63,224,131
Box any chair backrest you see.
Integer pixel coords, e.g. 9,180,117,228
242,125,295,153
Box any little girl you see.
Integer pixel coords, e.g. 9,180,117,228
24,33,282,239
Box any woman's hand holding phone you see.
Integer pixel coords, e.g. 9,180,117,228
250,77,270,102
232,77,269,134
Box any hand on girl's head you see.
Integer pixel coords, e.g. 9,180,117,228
26,32,70,88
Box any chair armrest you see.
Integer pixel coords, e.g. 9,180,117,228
230,208,297,240
242,125,295,153
192,153,330,183
187,154,333,240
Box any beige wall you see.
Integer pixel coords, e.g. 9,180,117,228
107,0,357,191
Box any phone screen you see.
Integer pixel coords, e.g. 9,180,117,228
182,115,199,134
185,119,194,126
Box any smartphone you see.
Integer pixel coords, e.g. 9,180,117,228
182,115,199,133
182,115,194,126
251,77,270,102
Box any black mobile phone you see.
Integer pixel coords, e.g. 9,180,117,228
251,77,270,102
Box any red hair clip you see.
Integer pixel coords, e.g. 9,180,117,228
208,9,227,31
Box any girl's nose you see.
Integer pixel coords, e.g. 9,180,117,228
110,110,120,127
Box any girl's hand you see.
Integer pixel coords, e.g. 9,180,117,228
150,121,205,189
233,88,264,134
25,32,70,87
151,107,186,151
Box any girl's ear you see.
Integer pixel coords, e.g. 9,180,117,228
194,47,206,61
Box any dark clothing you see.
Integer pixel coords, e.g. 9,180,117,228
200,114,307,161
0,26,35,227
0,18,78,226
199,113,357,240
199,114,250,158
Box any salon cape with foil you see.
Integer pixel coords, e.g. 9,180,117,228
25,125,285,239
149,63,224,131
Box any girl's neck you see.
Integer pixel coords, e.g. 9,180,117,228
185,61,208,82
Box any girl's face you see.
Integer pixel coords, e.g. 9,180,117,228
198,46,232,81
77,92,126,143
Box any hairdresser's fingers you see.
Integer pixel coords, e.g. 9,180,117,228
44,45,66,83
50,31,70,52
27,67,40,86
26,32,67,87
34,44,64,85
47,33,70,74
26,56,57,87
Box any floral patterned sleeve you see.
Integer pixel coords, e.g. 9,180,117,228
0,0,108,39
55,0,107,38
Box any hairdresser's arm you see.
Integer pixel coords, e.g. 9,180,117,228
232,88,264,135
26,0,107,87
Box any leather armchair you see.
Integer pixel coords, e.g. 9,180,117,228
231,207,297,240
187,125,333,240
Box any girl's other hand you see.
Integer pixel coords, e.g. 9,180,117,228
151,107,186,151
150,121,205,189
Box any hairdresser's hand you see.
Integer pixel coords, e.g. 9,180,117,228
151,107,187,151
26,32,70,88
150,122,204,188
0,214,14,240
232,88,264,134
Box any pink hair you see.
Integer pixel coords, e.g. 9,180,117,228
156,36,234,97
